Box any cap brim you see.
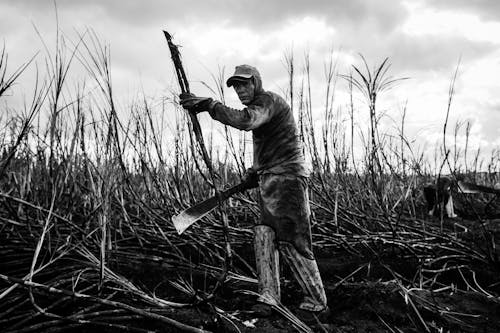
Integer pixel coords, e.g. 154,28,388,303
226,75,252,87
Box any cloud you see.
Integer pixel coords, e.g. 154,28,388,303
5,0,496,79
3,0,409,32
476,102,500,143
389,34,496,72
421,0,500,22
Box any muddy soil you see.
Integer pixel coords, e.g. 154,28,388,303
5,209,497,332
74,189,500,332
107,224,500,333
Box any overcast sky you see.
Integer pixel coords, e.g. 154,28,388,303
2,0,500,169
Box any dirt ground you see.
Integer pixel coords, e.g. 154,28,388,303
5,196,499,333
109,217,500,333
110,259,500,333
3,218,499,333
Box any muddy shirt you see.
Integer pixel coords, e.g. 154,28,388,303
208,92,307,177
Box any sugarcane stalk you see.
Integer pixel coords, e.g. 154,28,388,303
162,31,216,181
0,273,212,333
162,30,233,274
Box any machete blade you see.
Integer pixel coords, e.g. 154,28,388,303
171,180,250,235
172,196,219,235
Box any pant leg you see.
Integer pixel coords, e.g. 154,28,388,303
280,242,327,312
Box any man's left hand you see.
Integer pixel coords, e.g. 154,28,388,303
242,167,259,189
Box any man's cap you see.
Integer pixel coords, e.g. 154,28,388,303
226,64,258,87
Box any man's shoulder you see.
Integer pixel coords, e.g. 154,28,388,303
254,90,274,101
255,91,289,108
262,90,283,101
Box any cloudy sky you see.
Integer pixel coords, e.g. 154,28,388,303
2,0,500,168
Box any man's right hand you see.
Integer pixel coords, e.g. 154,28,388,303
179,93,213,113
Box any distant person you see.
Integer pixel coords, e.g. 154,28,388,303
423,176,457,218
180,65,328,318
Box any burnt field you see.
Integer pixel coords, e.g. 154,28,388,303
2,169,500,333
1,34,500,333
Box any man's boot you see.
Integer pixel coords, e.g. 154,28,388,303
253,225,280,307
280,242,327,313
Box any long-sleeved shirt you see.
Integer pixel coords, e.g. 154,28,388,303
208,91,308,177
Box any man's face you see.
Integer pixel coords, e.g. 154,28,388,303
233,79,255,105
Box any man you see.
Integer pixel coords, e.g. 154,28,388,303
423,176,457,218
180,64,328,316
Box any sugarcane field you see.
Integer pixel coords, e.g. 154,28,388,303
2,2,500,333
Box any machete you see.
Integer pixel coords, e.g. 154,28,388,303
172,180,254,234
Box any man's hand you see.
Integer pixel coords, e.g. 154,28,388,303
179,93,213,113
242,167,259,189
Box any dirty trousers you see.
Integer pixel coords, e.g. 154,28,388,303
254,173,327,310
258,173,313,259
254,225,327,310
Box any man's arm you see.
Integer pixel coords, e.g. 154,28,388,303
208,95,273,131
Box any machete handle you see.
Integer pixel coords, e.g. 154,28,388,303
220,180,254,200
